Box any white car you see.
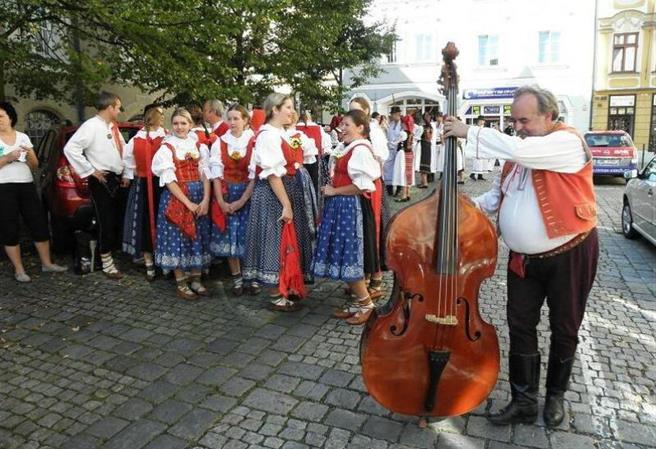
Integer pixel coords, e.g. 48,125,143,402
622,155,656,246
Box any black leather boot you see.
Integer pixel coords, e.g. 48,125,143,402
543,354,575,427
488,353,540,425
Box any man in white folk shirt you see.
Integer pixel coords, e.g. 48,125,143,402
64,91,127,280
443,85,599,428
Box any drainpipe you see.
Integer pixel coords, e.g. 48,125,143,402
589,0,599,131
72,27,85,123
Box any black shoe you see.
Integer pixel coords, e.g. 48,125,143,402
543,354,575,427
469,173,476,180
386,185,394,195
477,174,485,180
488,353,540,426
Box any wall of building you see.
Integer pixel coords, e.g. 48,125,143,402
591,0,656,150
348,0,596,132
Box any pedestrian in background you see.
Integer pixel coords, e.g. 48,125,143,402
0,101,67,282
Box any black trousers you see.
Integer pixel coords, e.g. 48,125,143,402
88,173,123,254
0,182,50,246
507,228,599,359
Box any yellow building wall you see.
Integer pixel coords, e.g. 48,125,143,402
592,1,656,149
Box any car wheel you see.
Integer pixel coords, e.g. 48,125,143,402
621,201,637,239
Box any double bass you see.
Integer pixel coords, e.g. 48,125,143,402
360,42,500,417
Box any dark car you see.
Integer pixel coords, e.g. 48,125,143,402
36,122,141,253
584,130,638,180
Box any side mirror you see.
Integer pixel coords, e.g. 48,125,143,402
624,169,638,180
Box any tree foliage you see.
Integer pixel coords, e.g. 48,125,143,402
1,0,394,110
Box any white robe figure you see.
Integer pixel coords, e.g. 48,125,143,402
392,125,415,187
383,120,402,184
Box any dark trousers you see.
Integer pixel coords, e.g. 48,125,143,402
88,174,122,254
0,182,50,246
507,228,599,359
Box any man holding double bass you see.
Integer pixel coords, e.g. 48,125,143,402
444,85,599,427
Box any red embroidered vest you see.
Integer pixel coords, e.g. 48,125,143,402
332,150,355,188
164,143,201,183
221,139,252,184
252,130,303,178
499,123,597,239
134,135,164,177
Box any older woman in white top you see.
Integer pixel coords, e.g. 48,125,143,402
0,101,66,282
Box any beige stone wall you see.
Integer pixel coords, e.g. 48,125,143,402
7,84,163,132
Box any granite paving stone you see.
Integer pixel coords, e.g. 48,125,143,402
1,177,654,449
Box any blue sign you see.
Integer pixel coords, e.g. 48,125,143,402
463,87,518,100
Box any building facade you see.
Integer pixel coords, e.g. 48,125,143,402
347,0,596,132
7,85,159,150
590,0,656,151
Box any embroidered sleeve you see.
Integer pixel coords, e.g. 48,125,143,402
151,145,177,186
255,130,287,179
473,171,502,214
63,120,96,178
348,146,381,192
466,126,587,173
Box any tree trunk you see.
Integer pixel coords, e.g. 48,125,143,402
0,61,6,101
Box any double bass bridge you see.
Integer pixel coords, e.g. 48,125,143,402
425,314,458,326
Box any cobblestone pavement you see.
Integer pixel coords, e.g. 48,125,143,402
1,170,655,449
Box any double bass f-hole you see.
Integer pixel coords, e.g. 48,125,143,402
390,291,424,336
456,297,482,342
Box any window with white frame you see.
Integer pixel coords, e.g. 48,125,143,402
478,35,499,66
415,34,434,62
386,40,397,63
538,31,560,64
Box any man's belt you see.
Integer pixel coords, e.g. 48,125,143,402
525,230,591,259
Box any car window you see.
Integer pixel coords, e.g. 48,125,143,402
643,159,656,181
585,134,633,147
37,129,57,165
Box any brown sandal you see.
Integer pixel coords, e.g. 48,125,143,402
345,299,374,325
333,302,359,319
176,285,198,301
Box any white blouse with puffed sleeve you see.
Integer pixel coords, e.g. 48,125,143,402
252,124,287,180
209,129,255,180
151,134,211,186
331,139,381,192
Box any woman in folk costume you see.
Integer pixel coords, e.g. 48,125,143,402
415,111,437,188
391,114,416,202
348,97,387,299
285,111,319,251
209,104,256,296
315,110,381,325
242,93,317,312
152,108,212,300
121,106,167,280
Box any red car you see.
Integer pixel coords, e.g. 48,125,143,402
36,122,141,252
584,130,638,180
